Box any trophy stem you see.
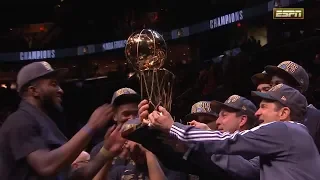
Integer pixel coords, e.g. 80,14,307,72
139,69,175,113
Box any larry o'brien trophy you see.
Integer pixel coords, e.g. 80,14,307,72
121,30,205,173
121,29,176,150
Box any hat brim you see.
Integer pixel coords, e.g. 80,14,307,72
251,73,270,86
210,100,241,113
251,91,277,102
121,117,141,132
41,68,69,81
184,112,218,122
112,94,141,106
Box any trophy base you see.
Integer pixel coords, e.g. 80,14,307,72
121,124,200,173
121,124,237,178
121,123,160,150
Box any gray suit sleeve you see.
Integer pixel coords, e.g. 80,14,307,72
211,155,260,179
170,121,289,158
185,143,259,180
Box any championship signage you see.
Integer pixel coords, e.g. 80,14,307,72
20,50,56,60
210,10,244,29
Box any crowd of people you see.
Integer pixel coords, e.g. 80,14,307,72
0,55,320,180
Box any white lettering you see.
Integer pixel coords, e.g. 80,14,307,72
210,10,244,29
114,40,126,49
102,42,114,51
102,40,127,51
20,50,55,60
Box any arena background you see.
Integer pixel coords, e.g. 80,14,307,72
0,0,319,149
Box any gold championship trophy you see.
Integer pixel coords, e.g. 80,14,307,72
121,29,175,150
120,30,205,173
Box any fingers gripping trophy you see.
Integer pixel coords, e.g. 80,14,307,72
121,29,175,144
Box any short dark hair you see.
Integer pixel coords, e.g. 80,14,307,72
267,99,305,123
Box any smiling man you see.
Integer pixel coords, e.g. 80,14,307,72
264,61,320,152
0,61,124,180
143,84,320,180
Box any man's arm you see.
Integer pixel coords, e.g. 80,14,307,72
92,161,113,180
145,152,167,180
68,124,126,180
9,104,113,177
210,155,260,179
9,118,95,177
169,121,289,158
184,143,259,179
68,150,114,180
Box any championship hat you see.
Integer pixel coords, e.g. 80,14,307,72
251,71,271,86
252,84,308,121
265,61,309,92
184,101,218,121
17,61,68,93
111,88,140,106
211,95,257,119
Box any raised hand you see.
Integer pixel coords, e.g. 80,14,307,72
125,141,150,163
87,104,114,130
148,106,174,133
188,120,211,130
138,99,150,124
103,125,127,156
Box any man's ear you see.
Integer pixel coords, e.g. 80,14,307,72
28,86,40,97
279,107,291,121
239,115,248,128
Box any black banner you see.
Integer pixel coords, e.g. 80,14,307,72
0,0,303,62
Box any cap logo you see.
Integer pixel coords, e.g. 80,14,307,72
242,106,247,110
269,84,283,92
40,61,53,71
226,95,241,103
278,61,299,74
191,101,211,113
115,88,135,97
281,96,287,101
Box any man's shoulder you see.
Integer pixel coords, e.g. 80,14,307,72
250,121,287,131
249,121,305,137
305,106,320,128
1,109,37,131
307,105,320,116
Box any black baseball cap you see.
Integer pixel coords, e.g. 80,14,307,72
251,71,271,86
111,88,140,106
17,61,68,93
252,84,308,121
265,61,309,92
211,95,257,118
184,101,218,121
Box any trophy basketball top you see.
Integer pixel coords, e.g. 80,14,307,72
125,29,168,71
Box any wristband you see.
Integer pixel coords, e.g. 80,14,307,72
99,147,112,158
82,125,94,136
